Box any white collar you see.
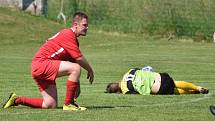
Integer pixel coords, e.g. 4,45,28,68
71,28,75,32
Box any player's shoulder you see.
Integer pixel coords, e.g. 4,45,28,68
58,28,76,39
60,28,74,34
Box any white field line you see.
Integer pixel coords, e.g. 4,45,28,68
135,93,212,108
0,93,212,115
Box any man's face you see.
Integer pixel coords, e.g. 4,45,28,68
76,18,88,36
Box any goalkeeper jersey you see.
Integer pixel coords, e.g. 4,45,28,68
120,69,157,95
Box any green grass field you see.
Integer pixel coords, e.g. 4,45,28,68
0,7,215,121
47,0,215,41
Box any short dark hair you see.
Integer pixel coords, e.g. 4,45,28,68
105,83,120,93
72,12,88,22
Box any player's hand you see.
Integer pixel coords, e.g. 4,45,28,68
87,71,94,84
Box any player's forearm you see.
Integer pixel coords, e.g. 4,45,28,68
75,56,93,72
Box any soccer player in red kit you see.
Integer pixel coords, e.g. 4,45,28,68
3,12,94,111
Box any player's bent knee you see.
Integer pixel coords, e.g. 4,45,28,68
69,63,81,75
43,99,57,108
43,102,57,109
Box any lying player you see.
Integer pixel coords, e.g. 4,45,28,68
105,67,209,95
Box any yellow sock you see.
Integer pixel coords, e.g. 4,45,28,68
174,88,199,94
174,81,198,91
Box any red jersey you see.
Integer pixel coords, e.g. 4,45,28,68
33,28,82,62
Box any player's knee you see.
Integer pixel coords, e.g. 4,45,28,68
43,99,57,108
69,63,81,76
44,103,57,109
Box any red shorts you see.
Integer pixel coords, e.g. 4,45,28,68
31,59,61,91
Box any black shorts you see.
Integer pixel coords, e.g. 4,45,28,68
157,73,175,95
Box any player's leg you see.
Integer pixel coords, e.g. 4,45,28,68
3,82,58,109
57,61,86,111
174,88,199,94
174,81,208,94
3,60,60,109
40,84,58,108
16,85,57,108
3,60,83,110
3,86,57,108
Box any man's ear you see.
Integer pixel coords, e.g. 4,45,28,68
73,22,78,27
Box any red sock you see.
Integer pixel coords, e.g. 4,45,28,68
64,80,78,105
15,97,43,108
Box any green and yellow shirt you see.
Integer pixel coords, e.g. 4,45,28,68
120,69,157,95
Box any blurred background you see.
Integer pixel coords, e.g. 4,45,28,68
1,0,215,42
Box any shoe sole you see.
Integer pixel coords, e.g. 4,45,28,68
2,93,15,108
78,107,87,111
63,105,87,111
